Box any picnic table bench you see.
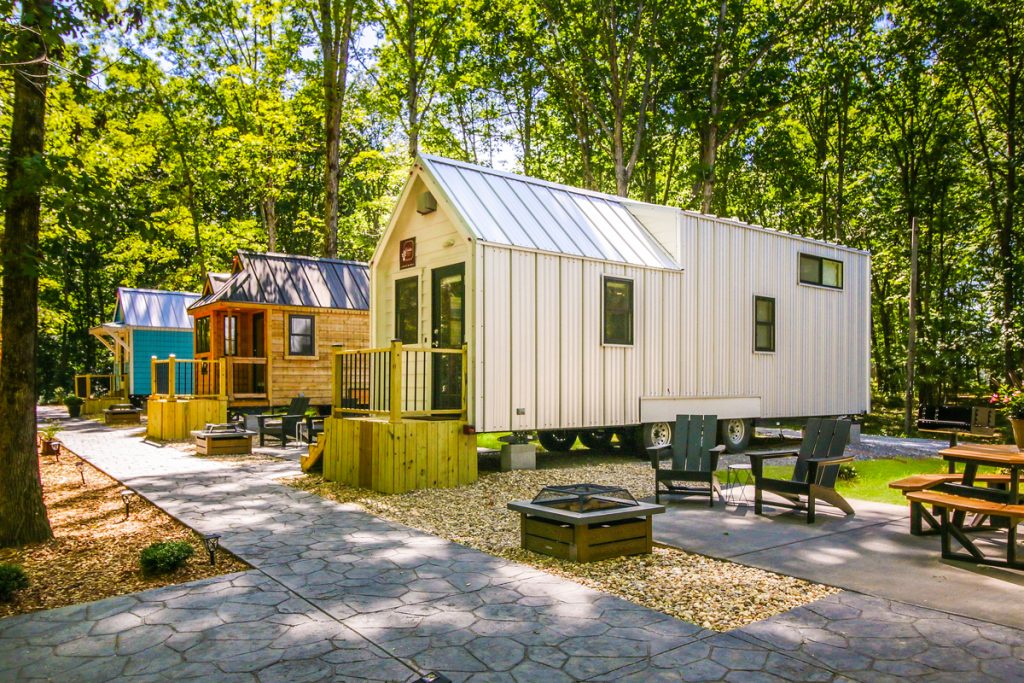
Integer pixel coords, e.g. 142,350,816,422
890,473,1017,535
905,490,1024,569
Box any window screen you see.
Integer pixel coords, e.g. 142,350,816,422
395,277,419,344
799,254,844,289
754,296,775,352
288,315,315,356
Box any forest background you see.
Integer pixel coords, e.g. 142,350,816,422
0,0,1020,415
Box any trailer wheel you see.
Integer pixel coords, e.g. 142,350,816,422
579,429,614,451
642,422,672,449
719,418,753,453
537,430,578,452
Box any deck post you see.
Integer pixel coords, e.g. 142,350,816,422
331,346,343,416
168,354,177,399
389,339,402,424
150,357,157,397
217,359,227,399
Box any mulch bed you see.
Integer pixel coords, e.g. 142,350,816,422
288,457,839,631
0,446,249,619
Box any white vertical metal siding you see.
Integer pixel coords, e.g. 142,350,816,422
510,250,537,430
559,258,584,428
535,254,562,429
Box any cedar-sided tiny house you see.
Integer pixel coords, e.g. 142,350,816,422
187,251,370,410
88,287,200,400
367,155,871,451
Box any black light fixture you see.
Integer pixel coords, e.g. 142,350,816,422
202,533,221,565
74,460,86,486
120,489,136,519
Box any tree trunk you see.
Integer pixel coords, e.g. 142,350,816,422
261,196,278,252
0,0,54,547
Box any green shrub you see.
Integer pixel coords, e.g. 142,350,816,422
0,564,29,601
63,395,85,408
838,464,859,481
140,541,194,576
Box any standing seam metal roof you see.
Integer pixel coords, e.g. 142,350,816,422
114,288,200,329
189,251,370,310
419,154,681,269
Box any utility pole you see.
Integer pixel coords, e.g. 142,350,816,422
904,217,919,435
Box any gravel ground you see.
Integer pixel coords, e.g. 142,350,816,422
288,455,838,632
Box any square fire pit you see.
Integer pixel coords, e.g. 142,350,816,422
507,484,665,563
103,403,141,426
192,423,256,456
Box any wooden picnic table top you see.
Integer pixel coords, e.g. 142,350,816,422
939,443,1023,466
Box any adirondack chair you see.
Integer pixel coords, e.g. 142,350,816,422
748,418,854,524
248,396,310,447
646,415,726,507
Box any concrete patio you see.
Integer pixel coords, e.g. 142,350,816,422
654,489,1024,629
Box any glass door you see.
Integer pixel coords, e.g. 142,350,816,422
431,263,465,411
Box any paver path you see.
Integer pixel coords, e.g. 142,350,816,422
2,415,1022,681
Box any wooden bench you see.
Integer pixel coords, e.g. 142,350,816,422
906,490,1024,569
890,473,1018,534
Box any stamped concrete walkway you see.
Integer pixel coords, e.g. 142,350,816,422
3,416,1023,681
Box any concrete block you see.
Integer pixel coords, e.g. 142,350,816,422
500,444,536,471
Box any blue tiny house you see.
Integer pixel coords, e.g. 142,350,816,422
89,288,200,399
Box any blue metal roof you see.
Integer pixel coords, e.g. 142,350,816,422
114,288,200,329
189,251,370,310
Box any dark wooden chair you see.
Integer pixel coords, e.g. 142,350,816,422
647,415,726,507
249,396,310,447
749,418,854,523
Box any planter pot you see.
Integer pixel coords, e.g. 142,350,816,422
66,404,82,418
39,440,60,456
1012,418,1024,450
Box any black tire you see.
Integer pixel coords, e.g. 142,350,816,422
537,430,578,452
579,429,614,451
642,422,672,449
719,418,753,453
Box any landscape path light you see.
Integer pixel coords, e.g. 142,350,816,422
203,533,221,565
74,460,86,486
120,489,136,519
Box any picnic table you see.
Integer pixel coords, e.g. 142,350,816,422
894,443,1024,569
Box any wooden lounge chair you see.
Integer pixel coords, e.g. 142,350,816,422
749,418,854,523
250,396,310,447
647,415,726,507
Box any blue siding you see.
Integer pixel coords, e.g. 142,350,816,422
131,330,194,395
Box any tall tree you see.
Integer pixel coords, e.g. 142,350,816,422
0,0,55,546
312,0,359,257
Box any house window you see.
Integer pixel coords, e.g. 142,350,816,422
603,277,634,345
288,315,315,356
195,317,210,353
754,296,776,352
799,253,844,289
395,277,419,344
223,315,238,356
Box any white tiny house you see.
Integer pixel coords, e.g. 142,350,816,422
369,155,871,451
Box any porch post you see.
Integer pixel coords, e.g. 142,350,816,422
167,354,176,399
389,340,402,424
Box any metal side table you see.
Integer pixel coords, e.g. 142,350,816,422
725,463,753,505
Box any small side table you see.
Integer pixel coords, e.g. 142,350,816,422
726,463,753,505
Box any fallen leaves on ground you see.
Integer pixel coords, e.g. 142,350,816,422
287,459,838,631
0,448,249,618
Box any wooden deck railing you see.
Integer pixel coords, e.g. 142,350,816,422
74,373,128,398
150,356,226,399
224,357,268,400
332,341,467,422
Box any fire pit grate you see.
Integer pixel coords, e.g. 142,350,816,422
530,483,638,513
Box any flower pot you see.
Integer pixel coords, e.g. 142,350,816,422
1012,418,1024,450
40,440,60,456
67,404,82,418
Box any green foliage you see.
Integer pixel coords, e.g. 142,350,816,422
39,421,62,442
838,465,859,482
0,564,30,601
63,395,84,408
990,386,1024,420
139,541,194,576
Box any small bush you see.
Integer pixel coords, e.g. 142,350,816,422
0,564,29,601
63,395,85,408
140,541,194,576
838,464,859,481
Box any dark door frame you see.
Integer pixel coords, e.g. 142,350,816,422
431,262,465,411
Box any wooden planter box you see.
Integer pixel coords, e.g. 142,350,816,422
194,434,252,456
104,410,141,426
39,440,60,456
